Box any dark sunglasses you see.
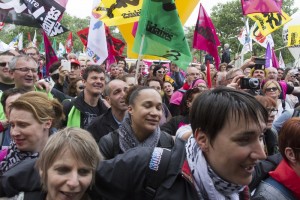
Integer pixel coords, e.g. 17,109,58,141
265,87,278,92
0,62,8,67
157,70,165,74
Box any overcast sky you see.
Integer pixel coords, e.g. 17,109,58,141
65,0,300,27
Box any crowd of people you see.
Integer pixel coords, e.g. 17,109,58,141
0,47,300,200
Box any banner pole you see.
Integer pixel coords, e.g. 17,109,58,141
135,34,145,85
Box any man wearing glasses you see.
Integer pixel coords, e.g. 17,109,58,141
8,55,39,91
0,51,15,91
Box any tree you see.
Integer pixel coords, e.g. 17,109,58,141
185,0,298,65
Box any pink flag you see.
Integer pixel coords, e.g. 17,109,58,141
43,31,58,76
271,48,279,69
265,42,272,68
193,4,220,70
241,0,282,15
132,22,138,37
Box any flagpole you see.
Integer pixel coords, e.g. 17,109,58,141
135,34,145,85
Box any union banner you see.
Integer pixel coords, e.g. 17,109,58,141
94,0,142,26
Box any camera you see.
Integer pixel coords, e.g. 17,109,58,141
240,77,260,89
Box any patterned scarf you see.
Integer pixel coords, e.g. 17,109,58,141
185,136,244,200
0,142,39,175
118,113,161,152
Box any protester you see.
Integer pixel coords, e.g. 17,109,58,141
221,43,231,64
98,86,174,159
167,62,185,90
0,88,26,149
255,95,279,156
63,65,108,129
162,81,174,111
1,127,102,199
91,87,268,199
253,118,300,199
87,79,128,142
67,77,84,97
0,51,15,91
0,91,64,174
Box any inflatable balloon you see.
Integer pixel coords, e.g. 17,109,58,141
283,11,300,62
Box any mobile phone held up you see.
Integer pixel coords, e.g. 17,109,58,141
61,60,71,72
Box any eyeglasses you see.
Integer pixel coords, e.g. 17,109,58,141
157,70,165,74
267,108,278,116
265,87,278,92
291,75,296,78
0,62,8,67
14,67,38,73
78,85,85,90
26,53,36,56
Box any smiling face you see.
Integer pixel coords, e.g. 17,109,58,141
128,89,162,137
196,115,266,185
264,82,280,100
9,108,50,153
0,55,14,83
11,58,38,90
45,149,93,200
163,82,174,97
83,71,105,96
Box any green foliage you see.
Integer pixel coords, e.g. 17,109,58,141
185,0,298,65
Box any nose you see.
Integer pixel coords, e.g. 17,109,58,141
250,139,266,160
10,126,21,137
66,171,80,189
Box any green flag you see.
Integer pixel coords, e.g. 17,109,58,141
39,39,44,53
52,38,57,53
133,0,192,70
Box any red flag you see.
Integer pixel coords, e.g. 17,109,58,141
77,27,89,47
28,32,32,42
241,0,282,15
0,22,4,31
206,60,212,89
272,48,279,69
193,4,220,70
105,26,125,65
65,32,73,53
132,22,138,37
43,31,58,76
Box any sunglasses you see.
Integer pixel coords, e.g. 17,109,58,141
78,85,85,90
157,70,165,74
0,62,8,67
265,87,278,92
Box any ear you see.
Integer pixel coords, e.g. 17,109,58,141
285,147,297,164
39,169,43,177
43,119,52,129
128,105,133,115
194,128,209,152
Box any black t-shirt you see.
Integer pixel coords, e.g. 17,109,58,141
0,82,14,92
82,103,101,129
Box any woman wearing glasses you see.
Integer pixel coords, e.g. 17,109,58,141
262,80,291,120
253,118,300,200
152,65,175,87
255,95,279,156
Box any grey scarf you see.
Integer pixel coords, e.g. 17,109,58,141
118,113,161,152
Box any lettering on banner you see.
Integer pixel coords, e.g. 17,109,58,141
253,15,266,30
162,50,181,61
86,48,101,63
150,0,176,12
121,9,140,19
263,13,282,29
146,21,174,41
196,24,217,45
107,0,140,18
42,6,63,36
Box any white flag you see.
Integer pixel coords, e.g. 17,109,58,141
0,40,10,51
8,34,19,48
86,0,108,65
18,32,23,50
32,30,37,47
279,51,286,69
238,19,252,55
57,42,65,57
250,23,274,48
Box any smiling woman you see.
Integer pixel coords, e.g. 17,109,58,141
98,86,174,159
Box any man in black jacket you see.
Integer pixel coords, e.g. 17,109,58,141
87,79,128,142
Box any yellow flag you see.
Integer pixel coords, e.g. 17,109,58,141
94,0,142,26
288,25,300,47
248,11,292,36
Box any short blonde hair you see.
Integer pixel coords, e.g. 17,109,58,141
262,80,281,94
36,127,102,191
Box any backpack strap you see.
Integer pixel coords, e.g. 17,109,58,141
144,147,172,200
281,99,286,113
264,177,296,200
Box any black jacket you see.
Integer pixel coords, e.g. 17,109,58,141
99,129,174,159
63,91,108,129
160,115,189,136
87,108,119,142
